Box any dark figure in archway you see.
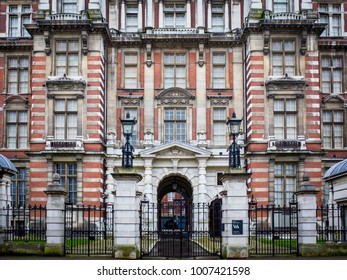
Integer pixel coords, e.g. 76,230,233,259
164,217,178,230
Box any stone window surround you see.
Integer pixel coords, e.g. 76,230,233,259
271,38,297,76
53,37,81,77
320,53,344,94
268,156,304,206
118,95,143,146
46,76,86,140
318,2,343,37
122,50,140,89
4,54,31,95
265,76,306,140
46,155,83,205
3,95,30,150
10,168,27,208
162,51,188,88
7,4,31,38
210,49,229,89
51,0,84,14
321,95,347,149
155,88,195,144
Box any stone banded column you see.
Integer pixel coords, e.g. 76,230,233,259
112,170,142,259
44,173,67,256
220,169,251,259
296,174,319,256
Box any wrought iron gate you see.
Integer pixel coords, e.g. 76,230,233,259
140,199,222,258
64,204,114,256
248,201,299,256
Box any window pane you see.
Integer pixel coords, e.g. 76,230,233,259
55,100,65,111
67,100,77,111
274,100,284,111
7,112,17,122
164,109,174,120
7,124,16,148
213,122,226,145
284,41,295,51
286,100,296,111
176,109,186,120
18,112,28,122
55,114,65,139
274,114,284,139
176,54,186,64
334,111,343,122
214,108,226,120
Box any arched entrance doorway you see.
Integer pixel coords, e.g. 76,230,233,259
140,175,222,258
157,175,192,242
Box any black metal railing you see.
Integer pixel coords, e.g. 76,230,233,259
64,204,114,256
140,200,222,258
248,202,298,256
316,204,347,243
2,205,46,242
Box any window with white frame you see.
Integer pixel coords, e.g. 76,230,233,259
322,110,344,149
321,56,343,94
124,53,138,88
6,110,28,149
164,108,186,143
213,108,227,145
319,4,342,37
55,40,79,76
211,4,224,32
55,163,77,205
272,39,295,76
212,53,226,88
164,53,186,88
274,99,297,140
123,109,138,146
273,0,292,13
7,56,29,94
11,169,27,208
125,4,138,32
164,3,186,28
8,5,31,37
274,163,297,206
62,0,78,14
54,99,78,140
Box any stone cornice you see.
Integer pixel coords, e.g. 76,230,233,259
0,39,33,51
46,75,86,92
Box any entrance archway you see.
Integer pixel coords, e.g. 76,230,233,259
140,174,222,258
157,175,192,239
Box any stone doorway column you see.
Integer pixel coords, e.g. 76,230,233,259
112,170,142,259
220,169,250,259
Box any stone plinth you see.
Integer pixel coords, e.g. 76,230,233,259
112,169,142,259
220,168,251,259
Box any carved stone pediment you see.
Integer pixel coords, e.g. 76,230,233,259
4,95,29,109
46,75,86,92
157,147,195,157
156,87,195,105
140,141,212,159
118,95,143,106
207,95,233,106
266,75,306,97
